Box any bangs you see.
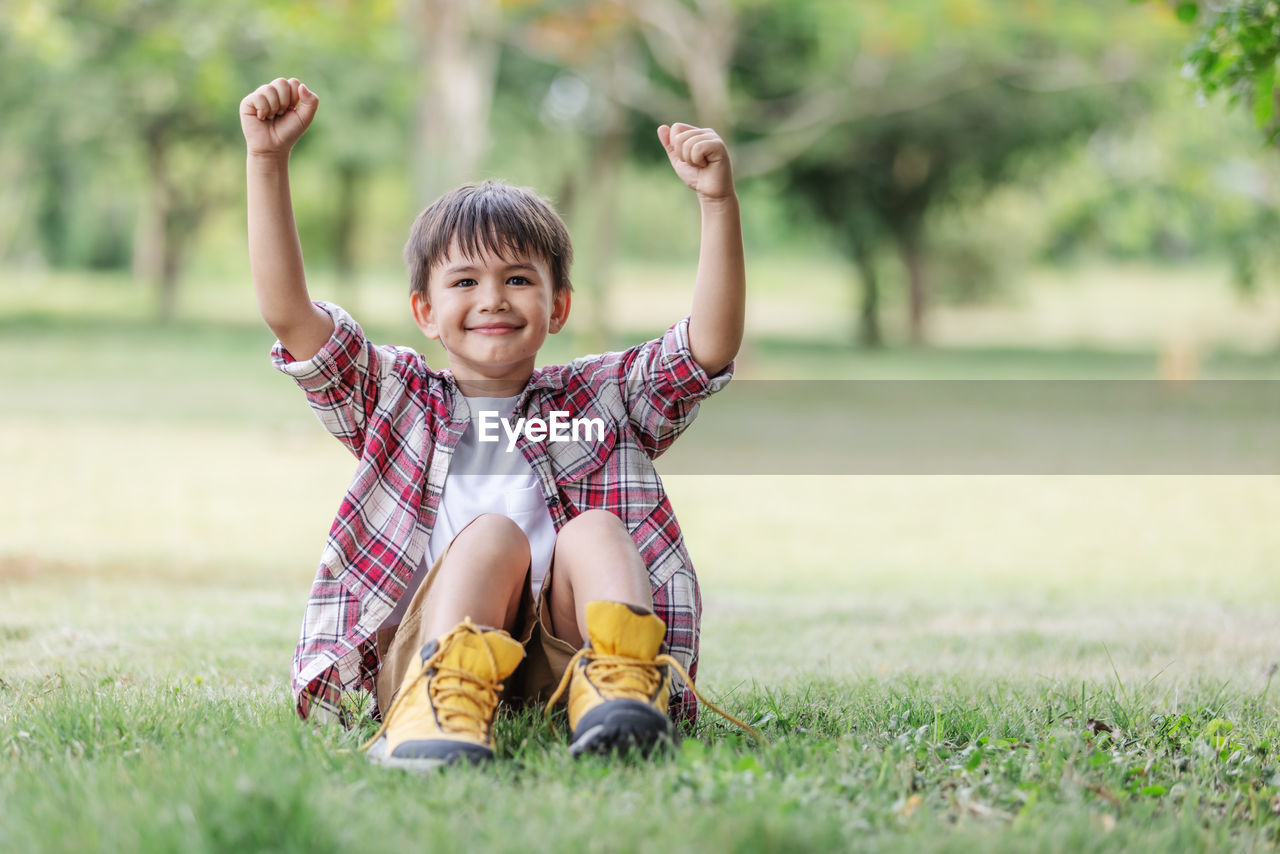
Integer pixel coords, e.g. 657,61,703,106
433,194,559,268
406,180,573,296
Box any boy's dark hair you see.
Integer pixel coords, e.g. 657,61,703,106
404,180,573,299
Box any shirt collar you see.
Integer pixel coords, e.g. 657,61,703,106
526,365,566,391
438,365,566,417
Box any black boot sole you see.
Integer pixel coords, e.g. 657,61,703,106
568,699,674,757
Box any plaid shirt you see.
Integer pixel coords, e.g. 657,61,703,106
272,302,732,724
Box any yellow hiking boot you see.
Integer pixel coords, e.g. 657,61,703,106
546,601,767,757
548,600,676,756
363,618,524,772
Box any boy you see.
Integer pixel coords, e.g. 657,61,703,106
240,76,745,769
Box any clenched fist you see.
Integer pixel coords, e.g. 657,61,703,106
657,123,735,202
240,77,319,158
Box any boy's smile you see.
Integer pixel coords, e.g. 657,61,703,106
411,244,570,397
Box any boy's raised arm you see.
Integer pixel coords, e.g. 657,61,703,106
241,77,334,361
657,123,745,377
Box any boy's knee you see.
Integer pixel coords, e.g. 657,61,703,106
560,509,628,541
458,513,530,556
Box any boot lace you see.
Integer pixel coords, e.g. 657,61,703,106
361,618,503,751
545,648,766,744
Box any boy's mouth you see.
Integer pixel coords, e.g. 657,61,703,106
467,322,524,335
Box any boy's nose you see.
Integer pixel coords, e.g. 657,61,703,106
476,280,510,311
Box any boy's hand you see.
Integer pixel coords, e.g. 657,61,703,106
657,123,735,202
240,78,318,159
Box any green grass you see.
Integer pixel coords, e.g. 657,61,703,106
3,265,1280,852
3,676,1278,853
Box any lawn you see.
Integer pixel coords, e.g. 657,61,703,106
2,265,1279,852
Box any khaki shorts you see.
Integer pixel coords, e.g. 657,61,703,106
373,536,578,716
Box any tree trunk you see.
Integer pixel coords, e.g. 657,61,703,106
849,240,883,349
133,189,166,290
898,232,928,346
139,131,177,322
134,135,167,290
139,128,211,323
407,0,500,204
333,161,362,308
157,215,186,323
35,135,72,268
574,109,626,353
567,49,633,354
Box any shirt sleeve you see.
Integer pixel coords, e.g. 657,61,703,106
622,315,733,458
270,301,392,458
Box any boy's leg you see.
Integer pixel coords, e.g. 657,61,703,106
376,512,529,708
544,509,674,756
366,514,530,771
547,509,652,647
418,513,529,640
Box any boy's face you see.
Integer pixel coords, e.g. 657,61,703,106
410,240,569,392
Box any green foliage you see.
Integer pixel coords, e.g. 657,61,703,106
2,0,412,279
1,0,273,272
1041,85,1280,291
1157,0,1280,145
921,190,1041,306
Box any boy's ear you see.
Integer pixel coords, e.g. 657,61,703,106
548,288,571,334
410,291,440,339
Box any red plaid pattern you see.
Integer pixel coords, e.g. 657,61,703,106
272,302,732,724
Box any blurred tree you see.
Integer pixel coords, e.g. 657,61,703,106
4,0,415,316
6,0,270,320
490,0,741,349
403,0,503,204
497,0,1174,346
263,0,410,300
784,80,1139,346
619,0,737,131
2,0,122,269
499,0,777,347
1084,2,1280,297
1154,0,1280,146
743,1,1176,346
1045,88,1280,293
505,1,643,348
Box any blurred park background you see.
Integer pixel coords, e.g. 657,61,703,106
2,0,1279,356
4,0,1280,716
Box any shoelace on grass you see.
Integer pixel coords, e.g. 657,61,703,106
360,618,503,752
545,649,767,745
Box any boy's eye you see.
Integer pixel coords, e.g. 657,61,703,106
452,278,477,288
507,275,532,286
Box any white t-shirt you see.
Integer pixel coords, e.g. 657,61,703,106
379,395,557,629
